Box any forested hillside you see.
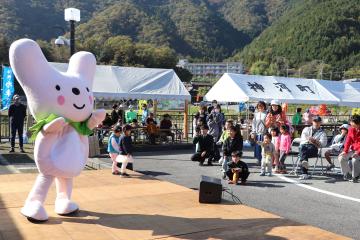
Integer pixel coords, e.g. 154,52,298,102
232,0,360,79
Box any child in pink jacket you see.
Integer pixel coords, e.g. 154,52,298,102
270,127,280,172
278,125,292,173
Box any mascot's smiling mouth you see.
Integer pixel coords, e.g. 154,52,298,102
73,103,85,110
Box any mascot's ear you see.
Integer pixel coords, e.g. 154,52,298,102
67,51,96,86
9,38,58,86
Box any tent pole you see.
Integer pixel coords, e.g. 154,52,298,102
153,99,158,121
184,100,189,139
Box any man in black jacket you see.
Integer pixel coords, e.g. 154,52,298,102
191,125,214,166
8,95,26,153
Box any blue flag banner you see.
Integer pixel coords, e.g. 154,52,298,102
1,66,15,110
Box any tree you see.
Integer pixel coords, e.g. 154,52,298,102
174,67,193,83
249,60,270,75
0,37,9,65
344,66,360,79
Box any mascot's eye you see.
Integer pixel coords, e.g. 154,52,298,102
86,87,89,92
55,85,61,91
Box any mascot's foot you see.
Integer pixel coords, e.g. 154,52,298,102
55,199,79,216
21,201,48,222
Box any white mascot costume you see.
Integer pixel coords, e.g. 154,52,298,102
9,39,106,222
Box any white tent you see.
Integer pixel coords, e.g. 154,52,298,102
50,63,191,101
204,73,340,104
317,80,360,107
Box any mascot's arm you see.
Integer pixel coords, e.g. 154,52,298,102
87,109,106,130
43,117,67,134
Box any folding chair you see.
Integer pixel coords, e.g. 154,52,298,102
312,135,338,175
289,138,302,175
311,147,325,175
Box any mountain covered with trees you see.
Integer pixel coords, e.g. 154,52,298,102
231,0,360,79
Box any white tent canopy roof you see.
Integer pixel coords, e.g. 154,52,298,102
317,80,360,107
50,63,191,101
205,73,360,106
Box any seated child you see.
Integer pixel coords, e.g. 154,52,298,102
323,124,349,170
259,133,275,176
226,151,250,185
146,118,158,144
116,125,134,177
131,119,140,128
217,119,234,145
191,124,214,166
222,126,243,179
107,126,122,175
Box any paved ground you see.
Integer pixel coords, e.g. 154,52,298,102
97,149,360,240
1,143,360,239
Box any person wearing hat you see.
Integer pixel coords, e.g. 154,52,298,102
298,116,328,180
321,124,349,171
339,115,360,182
265,100,288,130
125,105,137,124
8,94,27,153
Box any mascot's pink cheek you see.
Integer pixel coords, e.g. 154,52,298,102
57,95,65,106
89,96,93,105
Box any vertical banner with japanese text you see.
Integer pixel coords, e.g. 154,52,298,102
1,66,15,110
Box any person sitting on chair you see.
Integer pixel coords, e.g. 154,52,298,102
146,112,157,125
226,151,250,185
146,118,158,145
338,115,360,182
322,124,349,171
160,114,174,143
191,124,214,166
298,116,328,180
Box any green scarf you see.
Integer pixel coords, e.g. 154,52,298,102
29,114,93,142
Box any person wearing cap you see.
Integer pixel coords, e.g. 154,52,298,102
107,126,122,175
117,125,134,177
321,124,349,171
8,94,27,153
125,105,137,124
191,124,214,166
226,151,250,185
298,116,328,180
338,115,360,182
265,100,288,130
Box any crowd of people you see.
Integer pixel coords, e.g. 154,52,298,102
99,103,175,145
190,99,360,185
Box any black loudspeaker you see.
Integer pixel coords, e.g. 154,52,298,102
116,162,133,170
199,175,222,203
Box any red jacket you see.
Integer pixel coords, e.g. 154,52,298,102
343,127,360,153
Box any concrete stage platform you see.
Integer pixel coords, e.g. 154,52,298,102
0,170,349,240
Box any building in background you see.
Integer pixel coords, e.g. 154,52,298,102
177,59,243,76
